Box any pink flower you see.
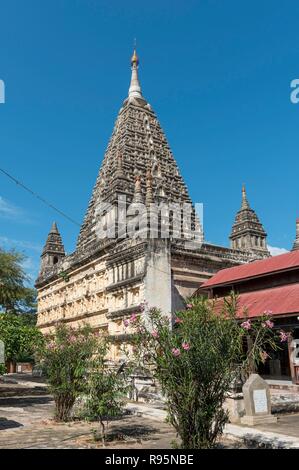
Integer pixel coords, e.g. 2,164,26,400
69,335,77,343
186,303,193,310
241,320,251,330
130,313,137,323
123,319,129,327
174,317,183,324
182,342,190,351
152,330,159,338
171,348,181,357
264,310,273,316
264,320,274,329
279,331,289,342
260,351,269,363
48,342,55,350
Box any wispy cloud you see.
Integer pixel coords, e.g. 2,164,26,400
0,196,35,224
0,236,42,253
267,245,289,256
0,196,22,219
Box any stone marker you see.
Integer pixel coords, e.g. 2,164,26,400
241,373,277,426
224,392,245,424
0,340,4,364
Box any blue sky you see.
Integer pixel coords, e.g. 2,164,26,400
0,0,299,283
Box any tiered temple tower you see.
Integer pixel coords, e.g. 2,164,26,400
39,222,65,275
36,50,265,360
230,185,269,257
292,219,299,251
76,49,198,251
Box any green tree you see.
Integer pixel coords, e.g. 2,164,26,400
37,324,98,422
0,312,43,363
84,340,131,445
0,248,37,314
131,295,283,449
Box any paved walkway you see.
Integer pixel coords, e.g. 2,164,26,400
127,402,299,449
0,376,176,449
1,373,299,449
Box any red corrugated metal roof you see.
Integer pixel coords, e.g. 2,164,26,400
202,250,299,288
215,283,299,319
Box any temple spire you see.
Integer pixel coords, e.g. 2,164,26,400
115,151,125,178
76,49,197,250
50,221,59,234
292,218,299,251
146,170,153,206
132,175,143,204
39,222,65,276
128,48,142,99
229,185,269,257
241,184,250,210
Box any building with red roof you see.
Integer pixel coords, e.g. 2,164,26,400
197,222,299,383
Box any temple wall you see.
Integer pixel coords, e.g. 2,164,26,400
36,238,256,363
144,239,172,319
36,246,147,342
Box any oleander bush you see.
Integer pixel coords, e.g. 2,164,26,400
37,323,97,421
131,295,285,449
37,323,131,430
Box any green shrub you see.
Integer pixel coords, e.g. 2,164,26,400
131,295,281,449
84,339,132,444
0,363,6,376
37,323,97,422
0,312,43,363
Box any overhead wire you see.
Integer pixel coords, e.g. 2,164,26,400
0,167,80,226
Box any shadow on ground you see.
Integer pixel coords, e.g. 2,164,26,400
108,423,158,439
0,396,53,407
242,433,290,449
0,418,23,431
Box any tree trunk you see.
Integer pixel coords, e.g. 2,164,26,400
99,417,106,447
54,394,75,421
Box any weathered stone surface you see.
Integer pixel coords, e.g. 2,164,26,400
38,222,65,278
224,393,245,424
241,374,277,426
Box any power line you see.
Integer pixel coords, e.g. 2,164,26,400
0,168,202,267
0,167,198,277
0,167,80,227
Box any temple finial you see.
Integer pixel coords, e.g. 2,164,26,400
128,47,142,99
50,221,59,234
241,184,250,210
